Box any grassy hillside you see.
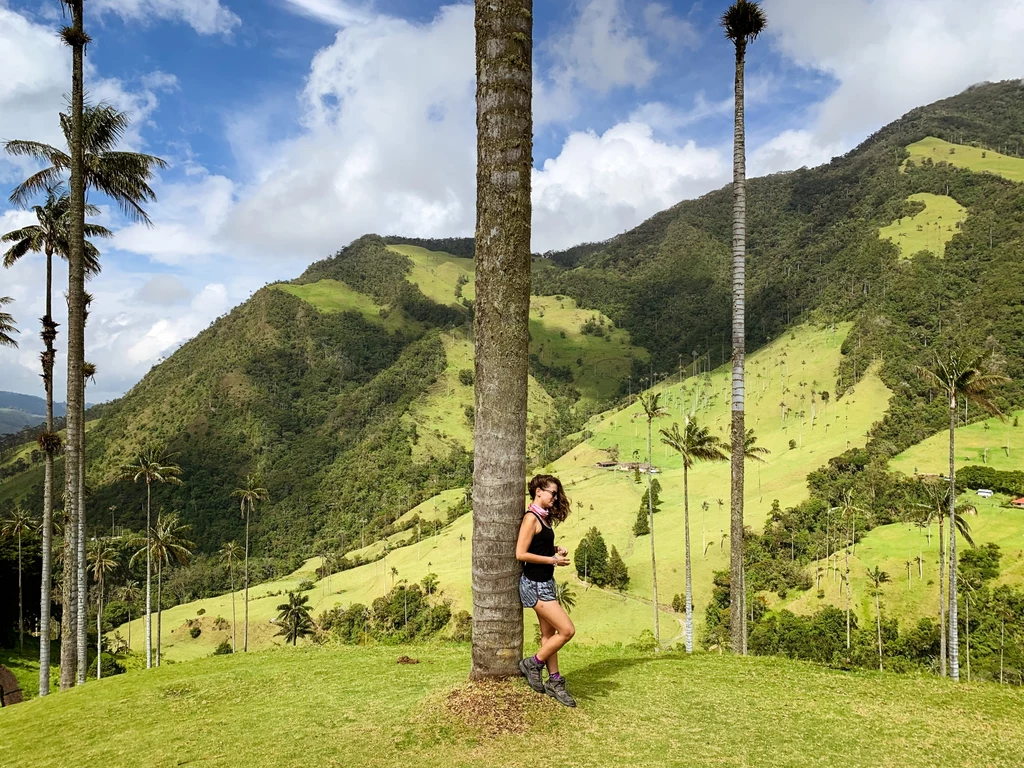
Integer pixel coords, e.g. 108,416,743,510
905,136,1024,183
878,192,967,259
3,645,1023,768
123,322,891,662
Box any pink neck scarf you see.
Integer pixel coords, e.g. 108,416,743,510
528,502,549,519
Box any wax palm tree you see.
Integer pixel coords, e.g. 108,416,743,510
555,581,577,615
470,0,534,681
275,591,314,646
917,480,975,677
635,392,668,647
0,296,18,348
74,357,96,684
1,505,37,651
116,580,141,652
831,490,865,649
232,474,269,653
661,419,729,652
220,541,242,652
88,539,118,678
722,0,766,654
119,450,183,668
918,348,1007,681
132,512,192,666
866,566,891,671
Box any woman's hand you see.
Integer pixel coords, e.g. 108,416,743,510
553,553,570,567
556,545,568,557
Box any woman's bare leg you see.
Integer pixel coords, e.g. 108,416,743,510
537,612,558,676
533,599,575,665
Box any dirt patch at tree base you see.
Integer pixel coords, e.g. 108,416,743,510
443,679,558,737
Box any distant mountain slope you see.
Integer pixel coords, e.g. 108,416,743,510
0,392,67,434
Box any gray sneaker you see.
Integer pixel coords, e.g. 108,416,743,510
519,656,545,693
544,676,577,708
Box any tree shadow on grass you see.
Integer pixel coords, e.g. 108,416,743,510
568,653,682,703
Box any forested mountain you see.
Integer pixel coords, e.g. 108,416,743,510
0,392,67,435
3,80,1024,569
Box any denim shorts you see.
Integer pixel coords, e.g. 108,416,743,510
520,574,557,607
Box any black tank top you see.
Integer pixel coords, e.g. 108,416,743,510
523,510,555,582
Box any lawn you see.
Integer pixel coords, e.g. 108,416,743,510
878,192,967,259
2,645,1023,768
905,136,1024,183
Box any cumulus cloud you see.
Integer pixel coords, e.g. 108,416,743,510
762,0,1024,164
92,0,241,36
533,122,727,251
279,0,373,27
135,274,193,306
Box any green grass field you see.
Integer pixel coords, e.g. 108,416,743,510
273,280,410,332
3,645,1023,768
905,136,1024,183
878,192,967,259
387,243,476,305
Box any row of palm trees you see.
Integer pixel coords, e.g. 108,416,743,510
1,6,166,693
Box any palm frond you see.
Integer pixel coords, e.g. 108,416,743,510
721,0,767,44
0,296,19,348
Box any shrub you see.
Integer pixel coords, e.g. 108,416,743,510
458,369,474,386
574,527,609,585
789,439,797,450
189,626,202,639
197,608,206,616
214,640,233,655
298,579,315,591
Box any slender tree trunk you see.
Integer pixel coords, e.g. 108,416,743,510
845,538,851,650
244,506,250,653
729,39,748,655
76,404,87,685
96,576,102,680
965,595,970,683
947,395,960,681
647,420,660,648
17,533,23,651
127,607,131,652
157,559,162,667
38,250,56,696
469,0,533,680
230,561,236,652
60,0,87,691
145,481,153,669
876,588,883,672
938,514,946,677
683,464,693,653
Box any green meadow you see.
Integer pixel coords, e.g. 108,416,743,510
3,645,1023,768
878,192,967,259
905,136,1024,183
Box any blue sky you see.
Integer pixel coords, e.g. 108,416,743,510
2,0,1023,401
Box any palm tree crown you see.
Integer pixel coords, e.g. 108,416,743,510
119,450,184,487
0,297,19,348
232,474,270,518
2,185,108,275
735,427,770,463
721,0,767,46
6,103,168,223
660,419,730,468
918,348,1009,417
275,591,314,645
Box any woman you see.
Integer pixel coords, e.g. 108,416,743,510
516,473,576,707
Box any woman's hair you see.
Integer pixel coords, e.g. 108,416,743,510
528,474,571,524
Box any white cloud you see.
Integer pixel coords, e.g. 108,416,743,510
533,122,727,251
642,2,699,46
280,0,373,27
92,0,241,36
762,0,1024,163
136,274,192,305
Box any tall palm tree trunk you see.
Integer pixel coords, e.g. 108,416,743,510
469,0,533,680
230,562,237,652
17,531,23,651
38,248,56,696
683,464,693,652
875,589,883,671
145,481,153,669
96,575,103,679
938,513,946,677
244,506,250,652
845,539,851,649
156,559,162,666
947,395,961,681
60,0,87,691
728,36,749,655
76,409,86,685
646,421,660,648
